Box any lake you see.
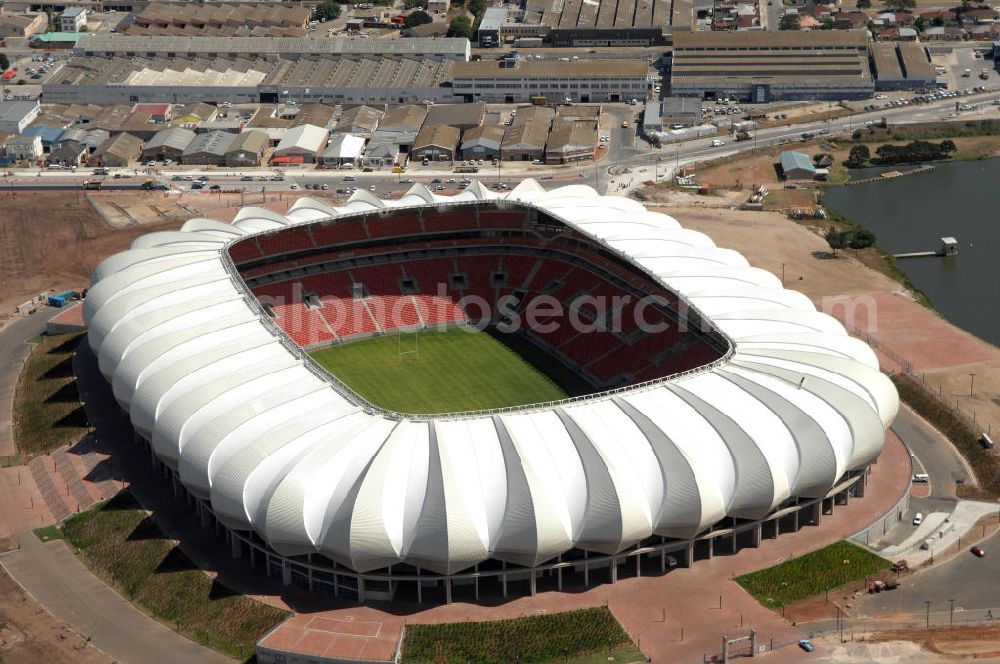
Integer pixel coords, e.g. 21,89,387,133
823,158,1000,346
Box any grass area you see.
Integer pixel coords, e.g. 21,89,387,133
400,607,639,664
32,525,64,542
12,333,89,459
892,374,1000,499
62,492,289,660
735,541,889,609
309,327,569,414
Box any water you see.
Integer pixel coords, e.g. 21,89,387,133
823,158,1000,346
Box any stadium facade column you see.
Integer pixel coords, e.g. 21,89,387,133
583,551,590,586
416,566,422,603
751,523,762,548
308,568,314,591
706,537,714,559
731,518,738,553
529,570,536,596
445,578,453,604
282,561,292,587
610,556,618,583
199,503,210,528
557,564,563,591
502,561,508,598
684,541,694,567
171,474,180,499
814,500,823,526
358,578,366,604
635,553,641,577
231,535,241,559
855,469,867,497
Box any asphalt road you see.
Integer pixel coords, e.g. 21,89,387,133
0,311,56,456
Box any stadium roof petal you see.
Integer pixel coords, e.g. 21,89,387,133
85,182,898,576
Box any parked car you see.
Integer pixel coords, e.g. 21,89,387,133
912,512,924,526
798,639,815,653
240,175,253,181
971,546,986,558
209,184,221,190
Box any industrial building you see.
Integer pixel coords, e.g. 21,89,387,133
411,124,461,162
181,130,234,165
452,55,649,103
869,43,936,91
0,13,47,38
460,124,505,160
59,7,87,32
272,124,328,164
0,101,41,135
122,2,311,37
544,119,597,164
141,127,195,161
224,130,269,167
92,133,143,167
320,133,366,167
44,56,461,106
334,105,384,136
501,106,553,161
670,31,874,101
74,34,471,62
477,0,692,48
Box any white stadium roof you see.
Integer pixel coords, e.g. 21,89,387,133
84,181,898,576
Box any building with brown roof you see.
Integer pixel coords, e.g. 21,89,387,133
411,124,461,162
336,105,384,136
424,103,486,131
92,133,143,167
545,120,597,164
225,130,269,167
0,13,46,38
500,106,553,161
461,124,505,159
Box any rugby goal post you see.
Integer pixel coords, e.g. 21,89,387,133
397,330,419,362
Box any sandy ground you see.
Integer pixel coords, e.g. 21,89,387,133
0,565,110,664
0,191,304,331
656,204,1000,454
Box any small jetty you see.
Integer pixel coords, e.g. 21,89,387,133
846,164,934,186
894,236,959,259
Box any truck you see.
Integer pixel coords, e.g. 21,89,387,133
981,68,990,80
81,180,102,190
454,165,479,173
735,130,753,142
140,178,155,190
92,167,109,175
962,68,972,78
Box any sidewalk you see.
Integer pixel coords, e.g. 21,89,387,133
879,501,1000,566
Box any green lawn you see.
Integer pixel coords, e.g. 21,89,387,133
309,327,569,414
400,607,640,664
735,540,889,609
13,333,90,459
62,492,289,659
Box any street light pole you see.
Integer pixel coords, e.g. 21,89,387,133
925,601,931,629
950,599,955,627
970,373,976,397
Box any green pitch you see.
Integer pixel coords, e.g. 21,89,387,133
309,327,569,414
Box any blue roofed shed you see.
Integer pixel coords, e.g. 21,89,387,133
22,125,65,148
779,150,817,180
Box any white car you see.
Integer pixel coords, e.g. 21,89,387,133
711,139,725,147
913,512,924,526
288,183,299,190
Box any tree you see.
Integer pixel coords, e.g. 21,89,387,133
914,15,926,31
939,139,956,154
314,0,342,21
884,0,915,11
846,144,870,167
820,17,834,29
778,13,801,29
0,53,9,73
931,15,944,26
847,229,876,249
856,0,871,8
447,14,474,38
403,0,427,8
468,0,486,16
825,227,847,256
404,9,433,28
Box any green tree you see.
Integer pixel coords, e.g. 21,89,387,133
779,13,801,30
931,15,944,26
820,17,834,28
468,0,486,16
314,0,342,21
939,139,956,154
884,0,915,11
914,15,926,31
846,144,870,167
447,14,474,38
825,227,847,256
846,228,876,249
404,9,433,27
0,53,9,72
856,0,871,8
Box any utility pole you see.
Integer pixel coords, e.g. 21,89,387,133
950,599,955,627
925,601,931,629
970,373,976,397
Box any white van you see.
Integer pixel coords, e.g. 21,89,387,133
912,473,929,483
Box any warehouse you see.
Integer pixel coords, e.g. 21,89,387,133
544,120,597,164
142,127,196,161
44,56,461,106
424,103,486,131
501,106,553,161
0,101,41,135
181,130,235,165
92,133,143,167
225,130,269,167
320,133,366,167
670,31,874,101
361,134,401,167
779,151,817,180
75,34,471,62
335,105,383,136
411,124,461,162
272,124,327,164
460,124,505,160
452,55,649,103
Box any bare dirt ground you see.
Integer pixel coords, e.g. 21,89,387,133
656,204,1000,465
871,624,1000,658
0,565,110,664
0,191,304,331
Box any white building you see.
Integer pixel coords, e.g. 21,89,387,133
0,101,41,135
3,134,43,160
59,6,87,32
320,133,365,167
272,124,328,164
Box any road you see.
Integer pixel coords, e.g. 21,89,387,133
0,311,57,456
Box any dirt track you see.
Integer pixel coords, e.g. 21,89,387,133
0,192,184,326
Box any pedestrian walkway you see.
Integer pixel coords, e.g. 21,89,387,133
880,501,1000,566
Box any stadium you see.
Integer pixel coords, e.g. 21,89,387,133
83,180,899,604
